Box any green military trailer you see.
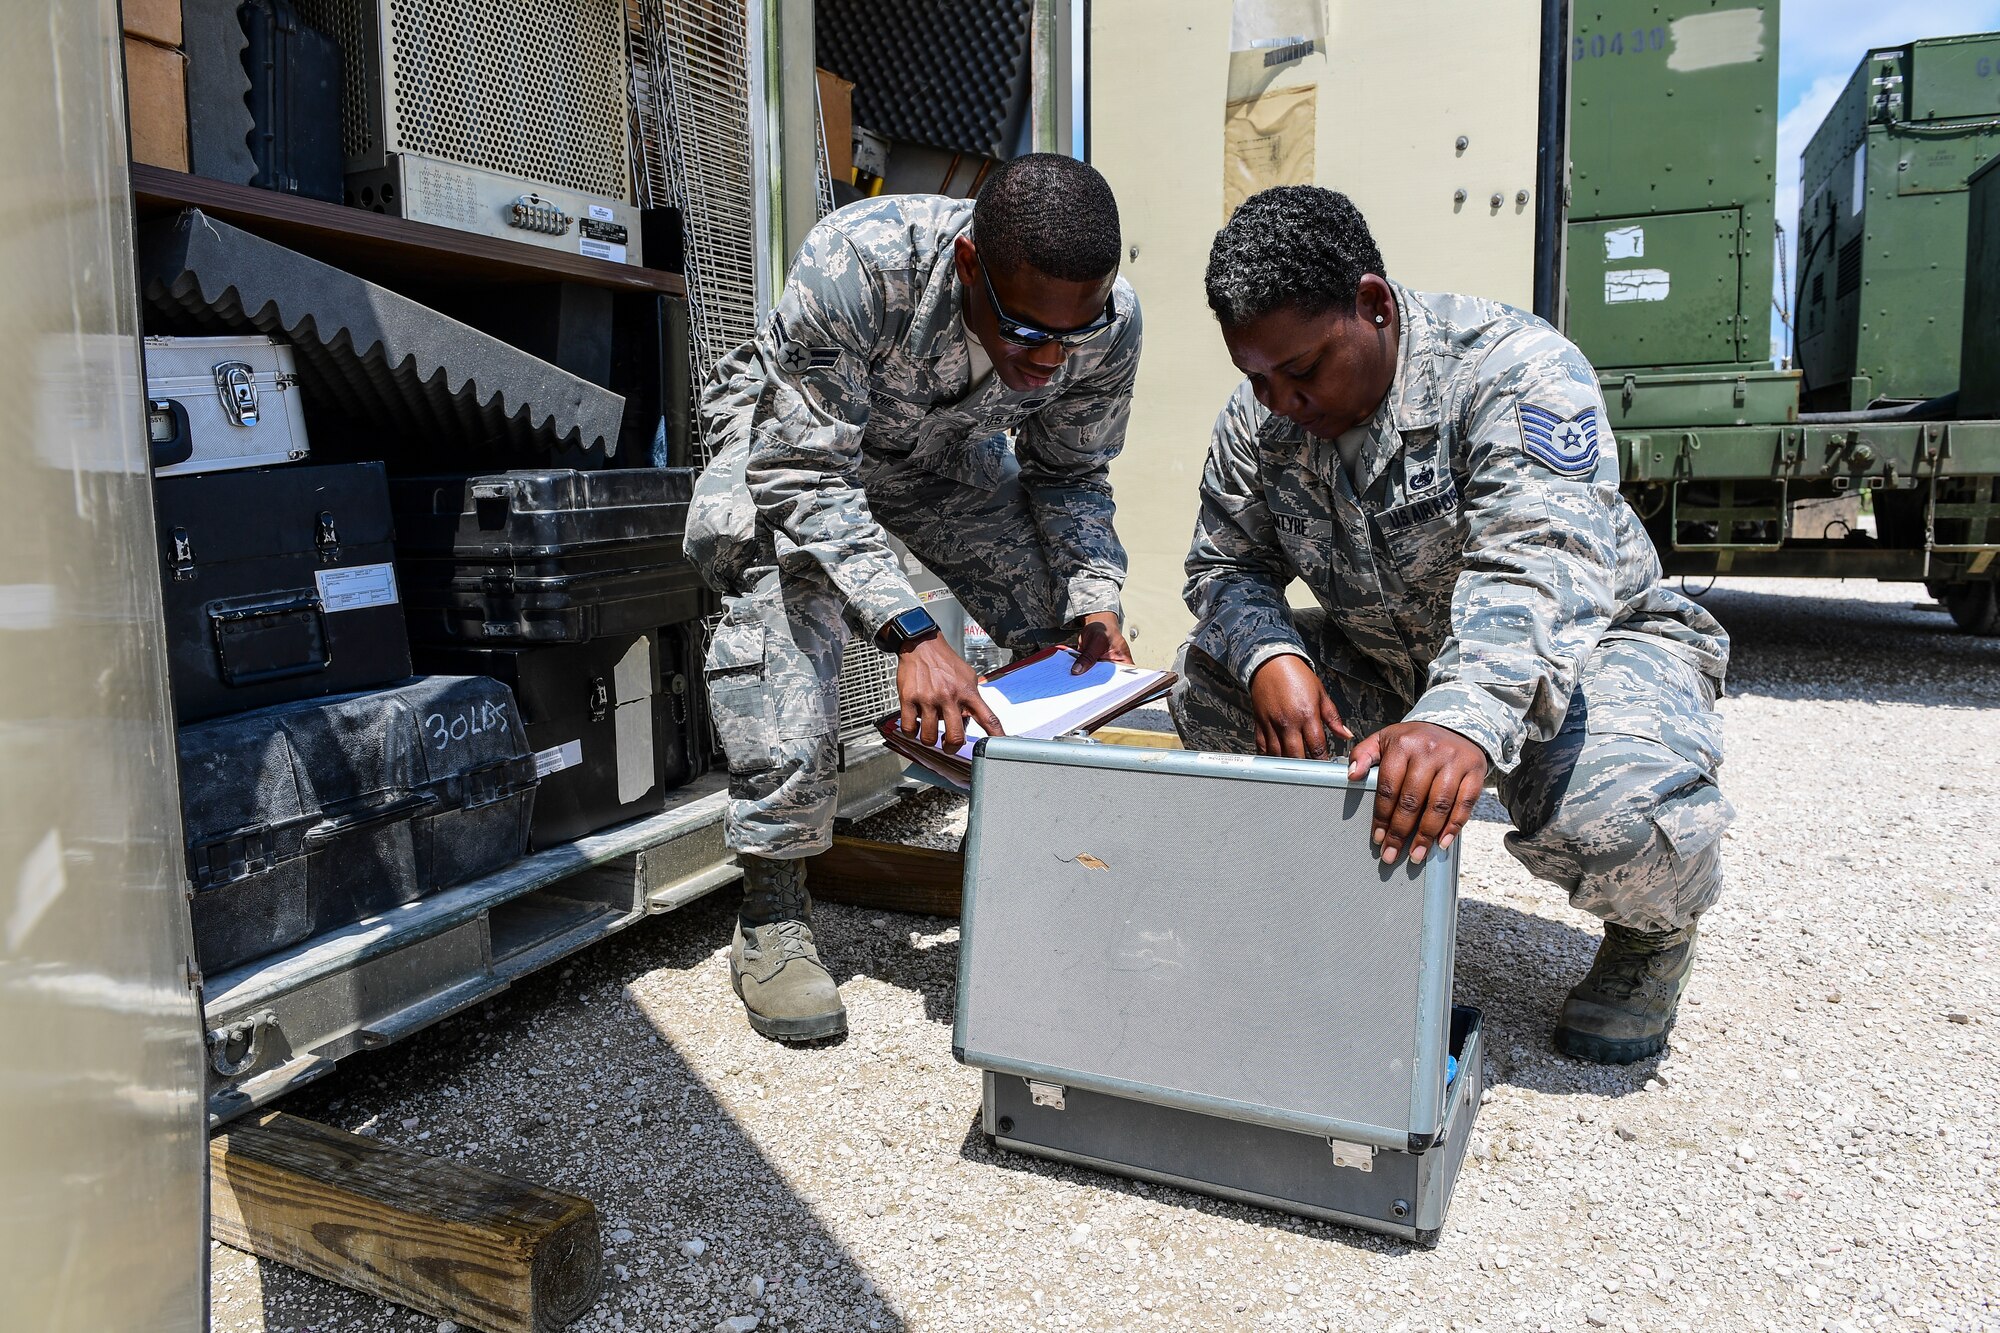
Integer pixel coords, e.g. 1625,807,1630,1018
1564,4,2000,633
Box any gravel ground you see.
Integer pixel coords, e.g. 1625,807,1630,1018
210,578,2000,1333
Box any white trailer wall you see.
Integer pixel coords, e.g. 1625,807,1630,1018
1089,0,1547,663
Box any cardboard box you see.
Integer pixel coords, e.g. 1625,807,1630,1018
122,0,183,47
125,37,189,173
816,67,854,186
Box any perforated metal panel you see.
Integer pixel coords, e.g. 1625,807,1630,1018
296,0,632,200
958,739,1460,1150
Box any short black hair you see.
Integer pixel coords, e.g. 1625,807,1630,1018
1205,186,1388,327
972,153,1121,282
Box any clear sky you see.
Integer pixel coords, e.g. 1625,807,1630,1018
1770,0,2000,358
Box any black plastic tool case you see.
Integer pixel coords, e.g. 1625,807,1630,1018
155,461,413,724
241,0,344,202
413,622,709,849
390,469,706,644
177,675,538,973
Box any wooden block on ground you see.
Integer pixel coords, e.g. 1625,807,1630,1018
813,835,964,916
1091,725,1183,750
210,1112,600,1333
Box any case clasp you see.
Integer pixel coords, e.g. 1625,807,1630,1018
214,360,260,426
1027,1080,1066,1110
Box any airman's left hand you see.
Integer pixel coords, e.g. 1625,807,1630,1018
1074,611,1135,672
1347,722,1488,866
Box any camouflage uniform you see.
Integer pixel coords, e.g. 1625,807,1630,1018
687,195,1142,858
1172,285,1733,933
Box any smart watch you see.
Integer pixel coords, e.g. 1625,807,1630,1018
877,606,941,651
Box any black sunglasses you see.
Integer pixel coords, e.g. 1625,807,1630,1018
978,260,1118,349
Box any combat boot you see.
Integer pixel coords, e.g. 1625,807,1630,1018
731,854,847,1042
1554,923,1699,1065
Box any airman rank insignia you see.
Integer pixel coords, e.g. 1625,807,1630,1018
1517,403,1601,475
775,340,841,377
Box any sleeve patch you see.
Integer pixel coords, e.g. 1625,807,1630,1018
775,340,843,377
1516,403,1601,475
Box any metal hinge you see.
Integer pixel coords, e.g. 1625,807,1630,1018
1327,1138,1376,1172
1027,1080,1066,1110
214,360,260,426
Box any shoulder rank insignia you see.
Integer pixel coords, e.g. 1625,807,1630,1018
775,340,842,377
1517,403,1601,475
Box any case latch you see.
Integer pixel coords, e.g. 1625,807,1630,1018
588,676,610,723
315,511,340,563
214,360,260,426
1027,1080,1066,1110
168,527,197,581
1327,1138,1376,1172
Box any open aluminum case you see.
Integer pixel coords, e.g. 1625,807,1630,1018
954,737,1482,1246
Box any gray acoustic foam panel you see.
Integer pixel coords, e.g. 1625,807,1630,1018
815,0,1033,159
182,0,258,184
138,210,625,455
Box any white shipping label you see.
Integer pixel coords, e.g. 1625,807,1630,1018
534,739,583,778
588,204,615,222
614,700,656,804
580,237,628,264
316,562,399,612
1604,226,1644,261
1605,268,1671,304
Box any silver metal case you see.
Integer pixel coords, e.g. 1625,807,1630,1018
144,335,310,477
956,737,1479,1243
346,153,644,268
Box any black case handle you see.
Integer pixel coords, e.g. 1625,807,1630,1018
148,398,194,470
304,790,440,845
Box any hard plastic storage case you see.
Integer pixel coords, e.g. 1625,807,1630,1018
144,334,310,476
955,737,1481,1246
389,469,706,644
155,461,412,724
240,0,343,202
177,675,538,974
412,622,709,849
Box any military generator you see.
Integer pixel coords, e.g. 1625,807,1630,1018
1563,2,2000,633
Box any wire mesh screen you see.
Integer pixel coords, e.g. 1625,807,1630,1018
627,0,760,453
629,2,890,744
300,0,633,199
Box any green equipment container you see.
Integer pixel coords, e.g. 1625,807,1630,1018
1795,33,2000,411
1960,154,2000,418
1565,1,1778,381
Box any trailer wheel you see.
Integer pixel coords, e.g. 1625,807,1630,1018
1943,580,2000,635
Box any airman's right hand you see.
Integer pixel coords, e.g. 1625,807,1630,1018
894,637,1004,750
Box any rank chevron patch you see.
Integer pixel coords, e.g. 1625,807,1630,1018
1516,403,1601,475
